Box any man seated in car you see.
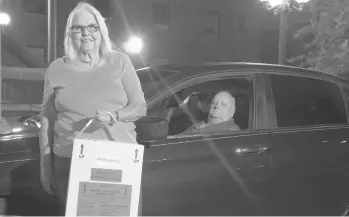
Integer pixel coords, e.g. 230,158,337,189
182,91,240,133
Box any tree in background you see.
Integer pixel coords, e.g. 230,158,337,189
262,0,306,14
260,0,309,64
289,0,349,77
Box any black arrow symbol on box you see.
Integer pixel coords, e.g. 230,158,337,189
80,144,84,155
135,149,138,160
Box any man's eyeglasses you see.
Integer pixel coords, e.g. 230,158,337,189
70,25,100,33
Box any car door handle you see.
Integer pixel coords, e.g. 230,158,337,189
234,146,268,155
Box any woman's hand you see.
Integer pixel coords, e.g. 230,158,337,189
95,110,113,124
40,147,53,195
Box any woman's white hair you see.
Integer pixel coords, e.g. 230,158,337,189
64,2,114,60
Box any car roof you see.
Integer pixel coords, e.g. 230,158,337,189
158,62,348,84
141,62,349,101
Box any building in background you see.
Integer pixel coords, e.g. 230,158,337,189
1,0,262,68
106,0,262,66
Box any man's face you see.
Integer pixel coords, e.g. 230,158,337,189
208,92,235,123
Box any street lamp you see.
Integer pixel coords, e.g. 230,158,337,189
123,36,143,55
261,0,309,65
0,12,10,119
0,13,10,25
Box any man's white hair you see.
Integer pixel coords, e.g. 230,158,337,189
64,2,114,60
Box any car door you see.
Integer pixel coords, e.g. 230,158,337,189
0,122,56,215
139,72,272,216
267,73,349,216
0,123,40,196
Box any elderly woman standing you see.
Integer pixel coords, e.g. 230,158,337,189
39,2,146,215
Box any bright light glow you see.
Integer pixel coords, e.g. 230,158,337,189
261,0,309,8
12,128,22,133
295,0,310,3
264,0,284,7
0,13,10,25
123,36,143,54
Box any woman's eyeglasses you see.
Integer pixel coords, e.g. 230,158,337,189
70,25,100,33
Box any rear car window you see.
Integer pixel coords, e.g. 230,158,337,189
270,74,348,127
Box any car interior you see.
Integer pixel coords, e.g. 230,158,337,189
153,78,253,136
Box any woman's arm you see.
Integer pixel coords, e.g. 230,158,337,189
39,70,55,154
40,116,54,154
117,54,147,122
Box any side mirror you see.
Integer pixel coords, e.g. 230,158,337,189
135,115,168,141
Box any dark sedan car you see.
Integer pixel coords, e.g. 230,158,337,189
2,62,349,216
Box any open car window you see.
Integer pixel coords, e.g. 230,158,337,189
155,76,254,137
